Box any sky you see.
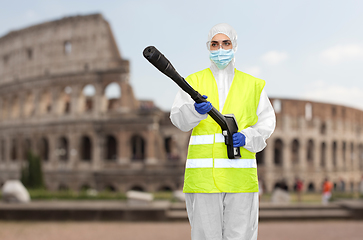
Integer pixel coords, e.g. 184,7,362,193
1,0,363,111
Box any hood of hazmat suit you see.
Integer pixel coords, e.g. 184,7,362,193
207,23,238,111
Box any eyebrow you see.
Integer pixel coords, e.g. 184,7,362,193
211,40,231,42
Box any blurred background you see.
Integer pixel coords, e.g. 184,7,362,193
0,0,363,239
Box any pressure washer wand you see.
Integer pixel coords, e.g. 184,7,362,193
143,46,241,159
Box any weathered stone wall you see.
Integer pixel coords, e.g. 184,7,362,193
259,98,363,193
0,14,189,193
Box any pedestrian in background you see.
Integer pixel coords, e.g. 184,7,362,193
322,178,333,205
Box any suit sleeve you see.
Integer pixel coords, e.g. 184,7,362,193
240,89,276,153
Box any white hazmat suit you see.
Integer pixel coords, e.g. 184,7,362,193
170,23,276,240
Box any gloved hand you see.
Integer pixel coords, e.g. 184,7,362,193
194,95,212,115
233,132,246,147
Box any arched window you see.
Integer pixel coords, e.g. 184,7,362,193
82,84,95,112
359,144,363,170
164,136,179,160
24,92,34,117
59,184,69,191
320,122,327,135
11,96,20,119
307,183,315,192
105,184,117,192
158,186,172,192
273,99,281,113
11,139,17,161
0,139,5,161
64,41,72,54
105,82,121,111
131,135,145,160
256,148,265,165
305,103,312,120
105,135,117,160
58,137,69,161
39,138,49,161
62,86,72,114
23,138,31,160
350,142,354,167
342,141,346,168
80,136,92,161
130,185,144,192
274,139,283,166
39,90,52,115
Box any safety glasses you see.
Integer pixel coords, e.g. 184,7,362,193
206,40,232,51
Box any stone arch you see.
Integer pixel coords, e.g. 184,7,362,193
81,84,96,113
80,135,92,161
38,137,49,161
10,138,17,161
256,148,265,165
105,135,117,160
307,182,315,192
274,139,283,166
158,185,173,192
80,184,91,191
164,136,180,160
104,184,117,192
320,142,326,167
58,183,69,191
131,134,146,160
291,139,299,165
57,136,69,161
59,86,72,114
342,141,346,168
350,142,354,166
104,82,121,111
320,122,327,135
129,185,145,192
1,98,9,120
359,144,363,170
11,95,20,119
0,138,5,161
23,138,32,160
39,89,52,115
164,136,172,159
305,103,312,120
24,92,34,118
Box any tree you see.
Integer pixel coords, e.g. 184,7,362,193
21,151,44,189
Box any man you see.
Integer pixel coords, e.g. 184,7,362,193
170,23,276,240
322,178,333,205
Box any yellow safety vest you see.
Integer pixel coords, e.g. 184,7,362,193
183,68,265,193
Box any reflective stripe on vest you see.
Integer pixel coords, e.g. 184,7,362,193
186,158,257,168
183,68,265,193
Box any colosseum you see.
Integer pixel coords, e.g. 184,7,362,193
0,14,362,194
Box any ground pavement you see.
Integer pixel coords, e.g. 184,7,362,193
0,221,362,240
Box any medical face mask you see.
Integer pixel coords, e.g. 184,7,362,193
209,49,235,70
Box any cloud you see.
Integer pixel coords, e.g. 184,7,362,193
261,51,288,65
25,10,37,19
302,81,363,110
244,66,261,77
320,44,363,64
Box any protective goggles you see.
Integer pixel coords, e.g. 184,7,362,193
206,40,233,51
